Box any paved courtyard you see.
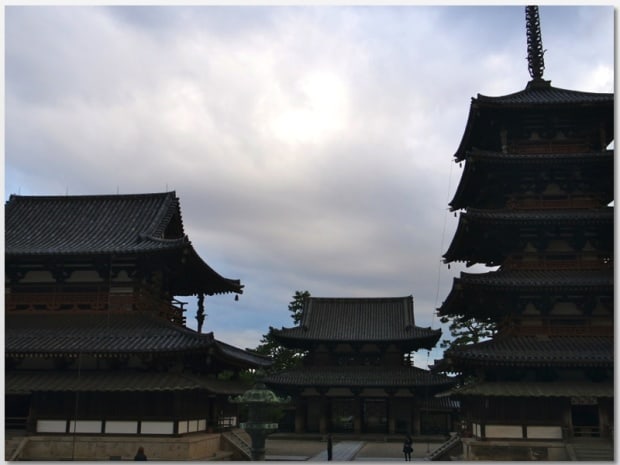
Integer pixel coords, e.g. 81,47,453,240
265,438,443,461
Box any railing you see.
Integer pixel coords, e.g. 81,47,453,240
6,292,111,311
8,436,29,461
573,426,600,438
515,325,612,337
511,142,591,154
221,429,252,460
6,416,28,430
159,302,186,326
6,293,186,326
218,417,237,430
506,197,600,210
424,434,461,461
503,256,611,271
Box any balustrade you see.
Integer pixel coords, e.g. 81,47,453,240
513,325,612,337
507,197,599,210
503,256,611,271
6,292,185,325
6,292,112,311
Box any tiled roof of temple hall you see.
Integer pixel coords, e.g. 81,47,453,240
6,370,254,396
6,311,271,368
442,335,612,368
6,192,188,256
5,192,243,295
271,296,441,350
265,365,454,389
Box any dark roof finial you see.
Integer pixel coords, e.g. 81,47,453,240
525,5,545,81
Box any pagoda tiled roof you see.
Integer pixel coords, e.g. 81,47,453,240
443,208,612,265
5,192,243,295
449,150,613,210
439,269,613,319
475,81,613,106
460,207,612,225
453,81,613,161
436,380,613,398
465,148,613,163
6,370,253,395
264,365,455,389
271,296,441,350
442,335,612,368
5,311,271,368
455,269,612,290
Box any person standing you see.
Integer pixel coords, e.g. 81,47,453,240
134,446,147,461
402,435,413,461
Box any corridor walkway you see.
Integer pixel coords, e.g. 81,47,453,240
308,441,365,461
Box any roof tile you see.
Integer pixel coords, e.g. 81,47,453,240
273,296,441,347
5,192,185,256
6,311,269,368
265,366,454,388
444,335,612,367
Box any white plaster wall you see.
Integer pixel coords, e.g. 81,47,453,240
37,420,66,433
141,421,174,435
527,425,562,439
485,424,523,438
106,421,138,434
68,420,102,434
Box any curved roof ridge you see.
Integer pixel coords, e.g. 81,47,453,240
273,295,440,349
145,191,182,239
5,191,183,255
6,191,176,202
474,83,613,105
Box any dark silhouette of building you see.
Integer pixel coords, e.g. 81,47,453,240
264,296,457,435
5,191,270,459
433,6,613,461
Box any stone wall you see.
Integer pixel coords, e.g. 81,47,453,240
461,438,568,461
19,432,222,460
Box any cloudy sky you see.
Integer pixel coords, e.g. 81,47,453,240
4,4,614,368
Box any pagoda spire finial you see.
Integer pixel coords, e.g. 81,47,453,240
525,5,545,81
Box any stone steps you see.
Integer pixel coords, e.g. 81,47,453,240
572,441,613,461
5,436,29,461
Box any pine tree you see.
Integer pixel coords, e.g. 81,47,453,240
254,290,310,372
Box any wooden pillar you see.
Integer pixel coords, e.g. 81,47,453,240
410,388,420,436
563,400,573,440
598,399,611,438
386,389,397,435
413,406,421,436
207,394,217,429
318,388,329,434
27,393,38,434
295,397,306,433
352,388,362,434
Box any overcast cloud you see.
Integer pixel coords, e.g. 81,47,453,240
4,5,614,368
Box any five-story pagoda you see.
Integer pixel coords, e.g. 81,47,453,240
433,6,613,461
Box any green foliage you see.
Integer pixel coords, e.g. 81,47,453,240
439,314,497,351
216,369,263,385
217,370,235,381
288,290,310,325
254,290,310,373
236,402,287,424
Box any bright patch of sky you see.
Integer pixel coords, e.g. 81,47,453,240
4,5,614,368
